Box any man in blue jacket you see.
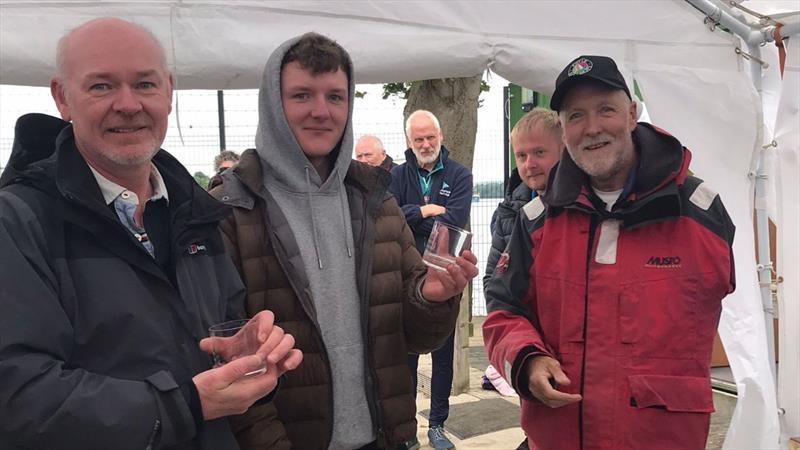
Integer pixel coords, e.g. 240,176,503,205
390,109,473,450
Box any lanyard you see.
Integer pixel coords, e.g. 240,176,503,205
419,171,434,198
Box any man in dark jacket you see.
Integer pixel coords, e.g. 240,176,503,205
483,55,736,450
483,107,562,450
210,33,478,450
0,18,300,450
389,110,473,450
355,134,396,171
484,107,563,283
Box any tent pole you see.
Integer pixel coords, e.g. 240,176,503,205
685,0,778,382
217,90,226,151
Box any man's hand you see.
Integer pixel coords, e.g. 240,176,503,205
420,204,446,218
525,355,582,408
195,311,303,420
421,250,479,302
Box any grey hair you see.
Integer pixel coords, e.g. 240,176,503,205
356,134,385,151
213,150,241,172
55,17,169,80
405,110,441,138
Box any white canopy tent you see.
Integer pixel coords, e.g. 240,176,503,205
1,1,798,448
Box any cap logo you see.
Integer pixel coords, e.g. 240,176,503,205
568,58,593,77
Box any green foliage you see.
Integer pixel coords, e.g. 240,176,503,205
381,79,491,101
382,82,412,99
474,180,504,199
193,171,210,189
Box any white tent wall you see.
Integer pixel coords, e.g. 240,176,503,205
1,0,797,448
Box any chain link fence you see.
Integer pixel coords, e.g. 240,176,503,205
0,83,508,316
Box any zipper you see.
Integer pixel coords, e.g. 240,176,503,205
356,185,385,445
579,214,599,450
144,419,161,450
259,199,335,446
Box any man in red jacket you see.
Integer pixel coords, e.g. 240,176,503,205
483,55,736,450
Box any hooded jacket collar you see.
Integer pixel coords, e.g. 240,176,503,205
542,123,691,227
2,113,228,229
543,123,689,208
223,149,390,211
505,168,534,204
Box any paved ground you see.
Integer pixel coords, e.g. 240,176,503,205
411,317,734,449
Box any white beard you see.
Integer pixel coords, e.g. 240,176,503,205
413,143,441,167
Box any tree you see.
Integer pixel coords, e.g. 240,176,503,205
383,76,488,170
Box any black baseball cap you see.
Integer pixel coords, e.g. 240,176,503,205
550,55,631,112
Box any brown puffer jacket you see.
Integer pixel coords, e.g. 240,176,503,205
210,150,460,450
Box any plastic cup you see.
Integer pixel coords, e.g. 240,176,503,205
422,221,472,271
208,318,266,376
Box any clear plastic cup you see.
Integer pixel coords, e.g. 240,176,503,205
422,221,472,271
208,318,267,376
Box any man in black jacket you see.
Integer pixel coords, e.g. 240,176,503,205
484,107,563,283
482,107,562,450
0,17,301,450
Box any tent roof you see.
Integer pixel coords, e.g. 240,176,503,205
0,0,756,92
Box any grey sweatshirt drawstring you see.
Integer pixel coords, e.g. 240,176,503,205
337,169,353,258
305,166,324,269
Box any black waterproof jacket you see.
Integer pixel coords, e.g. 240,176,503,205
0,114,246,450
483,168,533,286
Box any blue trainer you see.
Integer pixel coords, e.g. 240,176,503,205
427,426,455,450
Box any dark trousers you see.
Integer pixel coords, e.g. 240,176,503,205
407,331,455,427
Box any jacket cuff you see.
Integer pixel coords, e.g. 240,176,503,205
145,371,196,448
180,381,204,430
511,346,546,401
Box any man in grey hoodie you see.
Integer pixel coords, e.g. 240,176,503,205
211,33,479,450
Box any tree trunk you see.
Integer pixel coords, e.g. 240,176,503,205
402,75,482,170
403,76,481,396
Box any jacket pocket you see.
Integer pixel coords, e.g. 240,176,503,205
629,374,714,413
624,374,713,450
618,276,702,357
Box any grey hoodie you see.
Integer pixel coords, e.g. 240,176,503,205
255,35,374,450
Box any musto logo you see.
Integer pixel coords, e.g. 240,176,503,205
645,256,682,268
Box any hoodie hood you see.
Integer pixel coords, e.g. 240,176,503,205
255,34,355,193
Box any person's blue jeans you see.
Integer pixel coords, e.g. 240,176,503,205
407,332,455,427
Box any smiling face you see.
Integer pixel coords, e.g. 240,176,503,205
512,124,562,193
280,61,349,162
50,18,173,173
559,82,638,190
